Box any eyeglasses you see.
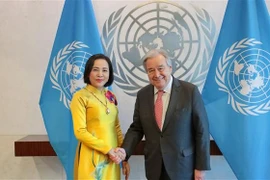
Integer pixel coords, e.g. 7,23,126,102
147,66,165,74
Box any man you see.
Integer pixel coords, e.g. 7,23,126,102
120,49,211,180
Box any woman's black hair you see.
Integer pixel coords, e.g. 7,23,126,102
83,54,114,87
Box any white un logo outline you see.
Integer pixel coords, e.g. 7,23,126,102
102,2,217,96
215,38,270,116
50,41,89,109
227,48,270,104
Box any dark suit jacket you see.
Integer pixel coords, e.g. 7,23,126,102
122,77,211,180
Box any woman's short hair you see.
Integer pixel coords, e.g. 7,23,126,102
142,49,172,70
83,54,114,87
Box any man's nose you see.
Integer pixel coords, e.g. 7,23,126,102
153,69,160,77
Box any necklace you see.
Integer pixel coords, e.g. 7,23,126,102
89,91,110,115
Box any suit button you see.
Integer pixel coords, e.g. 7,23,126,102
160,134,163,138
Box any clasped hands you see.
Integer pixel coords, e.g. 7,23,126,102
108,147,126,164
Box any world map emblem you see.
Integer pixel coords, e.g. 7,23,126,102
102,1,217,96
215,38,270,116
50,41,90,108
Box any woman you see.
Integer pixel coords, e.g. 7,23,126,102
70,54,130,179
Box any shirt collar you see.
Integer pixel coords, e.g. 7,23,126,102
154,75,173,94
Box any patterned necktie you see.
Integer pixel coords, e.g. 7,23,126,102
155,90,164,130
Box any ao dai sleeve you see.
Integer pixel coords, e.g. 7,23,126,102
115,116,124,147
70,92,112,154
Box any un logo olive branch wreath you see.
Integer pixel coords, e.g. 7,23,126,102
102,6,142,96
50,41,89,109
215,38,270,116
186,5,216,88
102,4,216,96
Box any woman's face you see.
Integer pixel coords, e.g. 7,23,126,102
89,59,109,90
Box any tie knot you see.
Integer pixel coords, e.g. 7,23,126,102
157,90,164,97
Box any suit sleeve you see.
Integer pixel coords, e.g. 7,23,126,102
122,94,144,160
192,86,211,170
70,92,112,155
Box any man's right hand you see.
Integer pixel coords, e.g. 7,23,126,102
108,148,121,164
108,147,126,164
114,147,126,161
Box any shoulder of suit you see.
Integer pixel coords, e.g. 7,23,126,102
175,78,197,89
137,84,152,95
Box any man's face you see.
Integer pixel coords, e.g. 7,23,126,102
145,54,172,90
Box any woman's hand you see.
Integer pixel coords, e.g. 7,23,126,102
107,148,122,164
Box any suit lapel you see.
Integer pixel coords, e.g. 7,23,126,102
162,78,182,131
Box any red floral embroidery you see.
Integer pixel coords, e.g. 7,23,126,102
105,91,118,105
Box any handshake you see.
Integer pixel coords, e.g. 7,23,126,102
107,147,126,164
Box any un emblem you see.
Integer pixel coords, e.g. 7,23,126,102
216,38,270,116
102,1,217,96
50,41,90,108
